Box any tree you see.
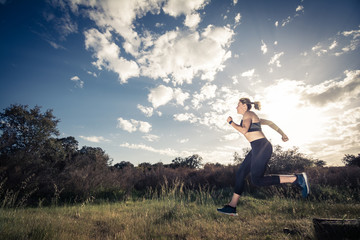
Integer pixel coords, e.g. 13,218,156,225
342,154,360,167
267,145,315,173
0,104,59,159
114,161,134,170
170,154,202,169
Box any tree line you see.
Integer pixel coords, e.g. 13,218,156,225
1,104,359,207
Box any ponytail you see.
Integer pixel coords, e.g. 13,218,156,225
239,98,261,111
253,101,261,110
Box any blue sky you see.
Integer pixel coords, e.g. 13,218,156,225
1,0,359,166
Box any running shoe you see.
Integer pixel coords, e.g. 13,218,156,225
295,172,310,198
217,205,238,216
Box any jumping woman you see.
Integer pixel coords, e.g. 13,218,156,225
217,98,310,216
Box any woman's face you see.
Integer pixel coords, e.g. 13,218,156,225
236,101,247,114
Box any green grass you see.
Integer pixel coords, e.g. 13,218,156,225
1,195,360,240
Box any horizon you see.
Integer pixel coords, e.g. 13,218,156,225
1,0,359,166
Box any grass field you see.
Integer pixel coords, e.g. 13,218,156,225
1,191,360,240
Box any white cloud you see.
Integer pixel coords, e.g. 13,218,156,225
120,142,190,157
261,40,267,54
69,0,163,57
281,16,291,27
147,85,190,108
303,70,360,107
67,0,234,86
222,133,240,141
179,138,189,143
142,134,160,142
233,0,238,6
117,117,152,133
137,104,154,117
84,28,139,83
310,26,360,57
79,136,109,143
192,83,217,109
70,76,84,88
241,69,255,78
174,88,190,106
342,27,360,39
184,13,201,29
268,52,284,68
235,13,241,24
174,113,198,123
148,85,174,108
329,40,338,50
296,5,304,12
163,0,208,17
275,21,279,27
139,25,234,85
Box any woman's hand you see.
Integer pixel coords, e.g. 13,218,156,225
282,134,289,142
227,116,233,124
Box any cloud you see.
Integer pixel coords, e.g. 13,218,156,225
117,117,152,133
276,5,305,27
120,142,190,157
191,83,217,109
84,28,140,83
174,88,190,106
235,13,241,24
137,104,154,117
309,26,360,57
147,85,190,108
261,40,267,54
65,0,234,86
148,85,174,108
79,136,109,143
268,52,284,68
142,134,160,142
139,25,234,85
69,0,163,57
303,70,360,107
296,5,304,12
70,76,84,88
184,13,201,29
174,113,198,123
329,40,338,50
162,0,208,17
241,69,255,78
179,138,189,143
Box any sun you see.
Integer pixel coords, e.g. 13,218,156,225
258,81,327,151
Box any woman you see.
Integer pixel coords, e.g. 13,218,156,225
217,98,309,216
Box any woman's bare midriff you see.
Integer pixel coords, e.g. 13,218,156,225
244,131,266,143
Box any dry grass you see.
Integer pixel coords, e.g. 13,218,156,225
1,195,359,240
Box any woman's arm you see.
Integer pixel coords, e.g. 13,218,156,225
260,119,289,142
227,113,251,135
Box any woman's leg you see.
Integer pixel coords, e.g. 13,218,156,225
250,139,298,185
250,139,281,187
228,151,252,207
279,175,297,183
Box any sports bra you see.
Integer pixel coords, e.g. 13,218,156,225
240,120,262,132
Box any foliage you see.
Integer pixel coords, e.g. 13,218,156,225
342,153,360,167
267,145,318,174
170,154,203,169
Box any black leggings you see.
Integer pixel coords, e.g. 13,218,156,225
234,138,280,195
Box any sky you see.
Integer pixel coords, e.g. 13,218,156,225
1,0,359,166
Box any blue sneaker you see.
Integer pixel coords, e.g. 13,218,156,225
217,205,238,216
295,172,310,198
